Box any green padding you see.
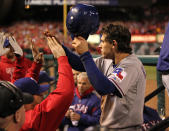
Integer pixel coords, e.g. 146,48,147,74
26,54,159,65
138,56,158,66
26,54,54,59
26,54,164,115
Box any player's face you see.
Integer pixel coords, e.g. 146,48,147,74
99,34,115,59
77,77,91,95
72,69,80,86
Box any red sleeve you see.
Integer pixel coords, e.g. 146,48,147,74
20,56,75,131
25,62,42,82
11,56,28,83
23,58,32,69
11,56,41,83
0,63,3,80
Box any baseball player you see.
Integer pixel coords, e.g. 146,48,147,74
0,34,75,131
66,25,146,131
50,4,146,131
0,33,32,81
157,22,169,95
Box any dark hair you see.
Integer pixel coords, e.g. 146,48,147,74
101,24,132,54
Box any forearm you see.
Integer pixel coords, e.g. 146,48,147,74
62,44,85,71
25,62,42,82
11,56,29,83
22,57,75,131
80,52,117,96
37,56,74,130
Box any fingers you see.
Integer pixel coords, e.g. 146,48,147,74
31,39,37,51
46,37,54,50
39,52,43,59
31,40,39,59
47,37,59,46
34,52,43,64
32,44,39,54
30,41,34,51
47,37,57,56
72,37,83,49
44,31,61,45
70,112,79,120
47,37,59,50
29,39,43,63
46,35,66,58
52,37,61,46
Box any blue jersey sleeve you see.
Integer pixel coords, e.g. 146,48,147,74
80,51,122,97
157,22,169,72
62,45,85,71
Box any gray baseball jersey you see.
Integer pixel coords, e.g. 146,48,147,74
94,54,146,131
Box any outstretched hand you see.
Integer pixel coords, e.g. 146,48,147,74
46,36,66,59
30,40,43,64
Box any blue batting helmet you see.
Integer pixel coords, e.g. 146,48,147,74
66,4,99,40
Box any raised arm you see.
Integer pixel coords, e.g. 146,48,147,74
12,40,42,83
62,45,85,71
2,35,27,83
25,41,43,81
72,37,122,96
20,36,75,131
44,31,85,71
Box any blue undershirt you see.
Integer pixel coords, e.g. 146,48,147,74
62,45,122,97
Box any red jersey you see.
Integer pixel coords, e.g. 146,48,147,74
20,56,75,131
0,56,32,81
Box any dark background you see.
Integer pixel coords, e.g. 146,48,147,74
0,0,169,25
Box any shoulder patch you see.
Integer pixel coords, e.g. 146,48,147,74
111,67,127,82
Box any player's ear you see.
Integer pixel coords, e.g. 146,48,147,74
13,106,24,123
112,40,117,49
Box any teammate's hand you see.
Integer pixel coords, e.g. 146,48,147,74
72,36,89,55
30,40,43,64
70,112,80,121
46,37,66,59
65,109,73,118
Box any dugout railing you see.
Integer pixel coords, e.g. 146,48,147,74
138,55,166,115
26,54,165,113
138,55,168,130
